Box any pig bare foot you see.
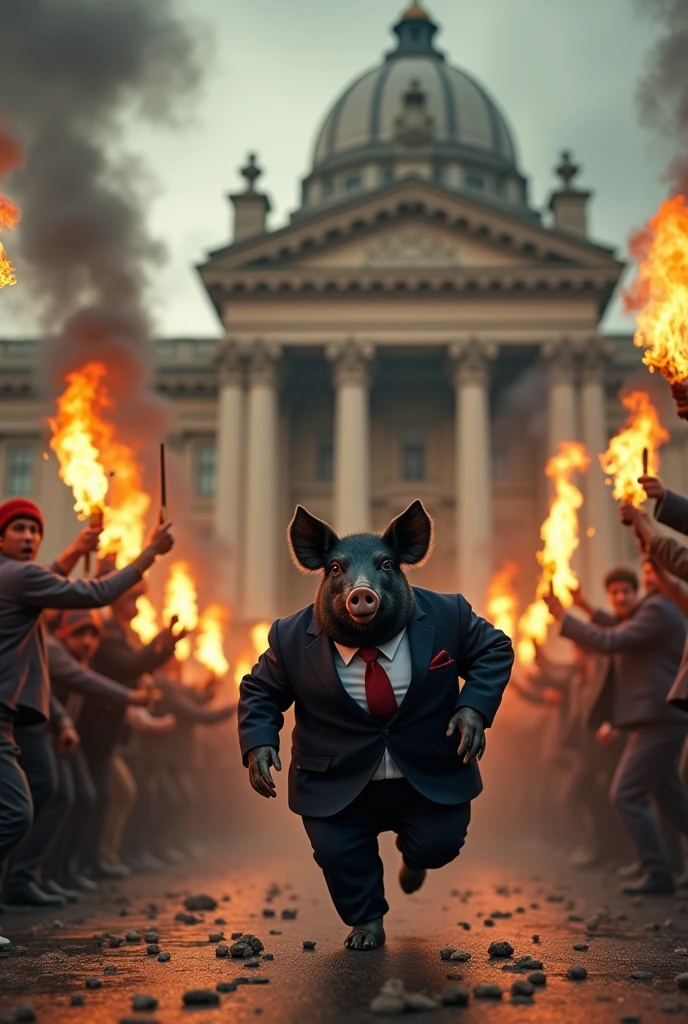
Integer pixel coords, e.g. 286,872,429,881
395,835,427,894
345,919,385,951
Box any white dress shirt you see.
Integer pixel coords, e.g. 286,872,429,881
333,629,412,781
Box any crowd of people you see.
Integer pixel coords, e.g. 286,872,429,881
513,473,688,895
0,498,235,946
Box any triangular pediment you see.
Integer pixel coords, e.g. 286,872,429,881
200,177,622,277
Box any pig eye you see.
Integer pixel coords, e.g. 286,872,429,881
329,562,342,575
381,559,394,571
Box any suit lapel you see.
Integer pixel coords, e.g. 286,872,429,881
393,605,435,719
305,618,373,723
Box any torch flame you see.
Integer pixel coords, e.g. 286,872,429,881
625,195,688,384
48,362,152,566
233,621,271,692
599,391,669,507
163,561,199,662
486,562,519,639
517,441,590,665
0,241,16,288
195,603,230,677
131,594,159,646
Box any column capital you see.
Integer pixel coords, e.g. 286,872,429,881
580,335,615,385
216,337,244,387
327,339,375,388
245,340,282,387
449,339,497,387
542,338,576,386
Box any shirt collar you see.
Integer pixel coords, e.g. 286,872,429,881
334,628,406,666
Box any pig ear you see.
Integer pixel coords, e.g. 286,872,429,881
288,505,339,573
381,500,434,567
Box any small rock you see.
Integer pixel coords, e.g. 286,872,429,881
621,1016,641,1023
573,944,589,951
208,932,224,943
84,977,102,990
676,973,688,989
370,994,405,1015
488,940,514,958
515,956,543,970
217,982,237,993
449,950,472,962
157,952,171,963
14,1006,36,1023
125,929,141,943
630,971,653,981
182,989,220,1006
262,909,275,918
281,908,298,920
216,944,229,958
184,894,217,911
511,980,535,997
405,992,439,1010
143,932,159,943
132,995,158,1012
474,984,503,1000
440,984,470,1006
146,943,160,956
483,918,495,927
567,965,588,981
303,940,316,950
108,936,124,948
244,959,261,968
675,948,688,957
104,966,118,976
532,934,540,944
70,995,85,1007
269,930,281,936
439,947,457,960
528,972,547,986
263,953,274,961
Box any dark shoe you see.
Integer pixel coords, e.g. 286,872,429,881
617,861,642,879
2,882,67,909
95,859,131,879
65,867,99,893
42,878,78,903
622,873,675,895
345,918,386,951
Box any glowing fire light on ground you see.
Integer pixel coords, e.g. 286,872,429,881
486,562,519,639
131,594,159,645
0,122,23,289
163,561,198,662
517,442,590,666
233,621,271,692
625,196,688,384
195,604,230,677
48,362,152,566
599,391,669,507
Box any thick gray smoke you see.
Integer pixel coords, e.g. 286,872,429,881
635,0,688,194
0,0,204,324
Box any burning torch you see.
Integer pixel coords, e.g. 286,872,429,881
83,506,104,578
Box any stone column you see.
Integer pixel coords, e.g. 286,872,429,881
544,340,578,456
328,341,373,536
580,340,616,606
214,339,244,606
451,340,494,614
242,342,281,622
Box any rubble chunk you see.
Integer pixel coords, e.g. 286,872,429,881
488,940,514,958
184,894,217,911
182,989,220,1006
567,965,588,980
474,984,503,999
440,984,469,1006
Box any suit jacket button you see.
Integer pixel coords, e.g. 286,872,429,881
383,728,390,736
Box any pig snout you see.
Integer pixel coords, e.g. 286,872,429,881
345,585,380,623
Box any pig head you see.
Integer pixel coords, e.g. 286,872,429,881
288,500,433,648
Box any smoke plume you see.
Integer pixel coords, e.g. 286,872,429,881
635,0,688,194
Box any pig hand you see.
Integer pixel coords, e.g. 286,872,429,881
446,707,486,764
247,745,282,799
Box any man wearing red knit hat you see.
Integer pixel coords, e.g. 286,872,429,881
0,496,175,944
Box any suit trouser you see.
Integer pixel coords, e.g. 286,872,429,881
610,724,688,876
99,754,137,864
302,778,471,926
0,708,33,889
4,727,66,890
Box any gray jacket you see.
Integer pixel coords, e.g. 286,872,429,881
559,593,688,729
48,635,131,726
0,555,140,725
656,489,688,535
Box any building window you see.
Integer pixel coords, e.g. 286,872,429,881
401,430,426,482
465,172,484,190
5,446,34,497
316,438,334,482
196,444,216,498
432,166,444,185
381,167,395,186
324,178,334,197
345,175,362,191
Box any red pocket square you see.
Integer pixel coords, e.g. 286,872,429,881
429,650,454,671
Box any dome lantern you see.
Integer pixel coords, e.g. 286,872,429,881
389,4,442,60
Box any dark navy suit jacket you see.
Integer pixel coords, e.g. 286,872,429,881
238,587,514,818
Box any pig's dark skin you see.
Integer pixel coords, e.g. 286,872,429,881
246,501,488,950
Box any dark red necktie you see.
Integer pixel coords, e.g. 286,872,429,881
358,648,398,720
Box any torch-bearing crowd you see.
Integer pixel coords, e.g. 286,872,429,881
0,500,235,944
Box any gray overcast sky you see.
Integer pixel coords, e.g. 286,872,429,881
1,0,673,338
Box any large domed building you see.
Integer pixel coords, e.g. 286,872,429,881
0,4,682,633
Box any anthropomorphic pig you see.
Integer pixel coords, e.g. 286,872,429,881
238,500,513,951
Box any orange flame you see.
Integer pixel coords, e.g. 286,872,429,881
131,594,159,645
486,561,519,639
163,561,198,662
518,441,590,665
195,603,230,677
599,391,669,507
233,621,271,692
625,196,688,384
0,122,23,289
48,362,152,566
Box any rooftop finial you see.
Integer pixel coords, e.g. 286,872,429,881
555,150,580,191
240,153,262,193
389,3,442,61
401,3,430,19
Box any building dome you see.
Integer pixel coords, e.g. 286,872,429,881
299,6,528,215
